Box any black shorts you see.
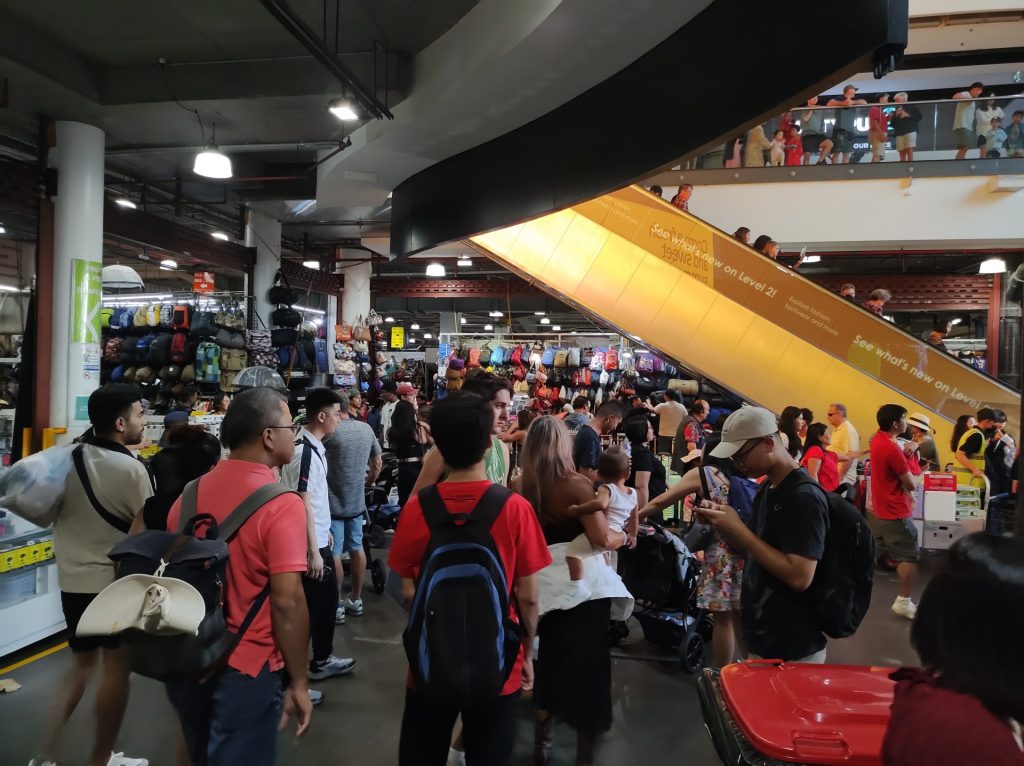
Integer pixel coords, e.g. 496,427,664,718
803,132,827,150
61,591,121,653
832,128,854,153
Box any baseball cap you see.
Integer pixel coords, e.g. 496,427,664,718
164,410,189,427
381,380,397,393
397,382,419,396
709,406,779,458
907,412,935,434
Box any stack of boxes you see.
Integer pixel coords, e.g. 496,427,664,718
921,473,986,550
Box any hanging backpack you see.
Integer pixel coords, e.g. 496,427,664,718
220,348,247,372
604,349,619,371
567,347,581,367
160,304,174,327
172,305,191,331
553,349,568,368
637,354,654,373
101,308,113,329
79,481,298,682
133,305,149,328
148,334,172,367
169,332,191,365
147,304,161,327
590,349,605,371
197,342,221,383
479,344,492,366
135,334,156,363
491,346,506,366
267,270,298,306
540,347,554,366
403,485,521,707
510,345,523,365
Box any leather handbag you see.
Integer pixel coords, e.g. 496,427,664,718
268,270,298,306
272,306,302,328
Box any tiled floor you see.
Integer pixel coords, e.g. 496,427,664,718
0,554,932,766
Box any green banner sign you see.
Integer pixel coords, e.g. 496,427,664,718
71,259,102,344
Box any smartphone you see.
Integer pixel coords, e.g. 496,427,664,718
697,464,711,500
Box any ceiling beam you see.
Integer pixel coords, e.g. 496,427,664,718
0,10,103,101
372,277,544,299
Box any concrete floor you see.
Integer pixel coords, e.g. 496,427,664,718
0,554,933,766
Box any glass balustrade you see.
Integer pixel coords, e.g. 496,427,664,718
687,95,1024,169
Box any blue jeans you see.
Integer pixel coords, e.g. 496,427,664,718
166,663,283,766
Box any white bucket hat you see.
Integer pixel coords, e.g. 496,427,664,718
76,574,205,637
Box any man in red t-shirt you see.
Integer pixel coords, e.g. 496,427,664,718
165,388,312,765
389,394,551,766
868,404,923,621
868,93,891,162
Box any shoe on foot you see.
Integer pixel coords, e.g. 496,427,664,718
557,579,592,609
107,754,149,766
342,596,364,616
309,655,357,680
335,605,346,624
309,688,324,706
891,596,917,620
446,747,467,766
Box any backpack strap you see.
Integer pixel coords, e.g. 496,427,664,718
72,445,132,534
177,479,296,540
417,483,512,532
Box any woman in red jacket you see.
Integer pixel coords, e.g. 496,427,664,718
883,532,1024,765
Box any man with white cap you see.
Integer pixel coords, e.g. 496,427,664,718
698,406,830,663
907,412,939,470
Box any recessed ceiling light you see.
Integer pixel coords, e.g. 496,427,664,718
802,254,822,264
302,260,319,269
425,263,445,277
0,225,7,235
540,317,550,325
534,311,546,316
552,325,561,331
385,316,395,323
460,316,467,324
489,311,503,317
159,258,177,269
411,323,420,330
457,257,472,267
424,333,433,339
484,324,493,331
210,231,230,241
571,331,578,335
328,97,360,121
193,147,232,179
115,198,137,210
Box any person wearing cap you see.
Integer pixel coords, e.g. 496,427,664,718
982,408,1015,496
868,405,923,620
952,81,985,160
906,412,939,471
379,380,400,450
698,406,831,663
44,384,154,766
397,381,419,406
827,85,867,164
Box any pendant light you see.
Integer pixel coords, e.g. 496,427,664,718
193,122,232,179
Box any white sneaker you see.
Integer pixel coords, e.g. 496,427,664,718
309,655,356,680
891,597,917,620
342,596,364,616
446,747,467,766
558,580,592,610
107,754,149,766
27,759,57,766
335,605,346,624
309,688,324,706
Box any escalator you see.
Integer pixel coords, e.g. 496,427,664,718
470,185,1019,447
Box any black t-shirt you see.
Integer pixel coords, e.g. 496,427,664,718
742,468,828,660
628,445,668,498
960,431,983,457
573,426,602,472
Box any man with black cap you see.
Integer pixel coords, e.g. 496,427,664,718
379,380,399,449
697,406,830,663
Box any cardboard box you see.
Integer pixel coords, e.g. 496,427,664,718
923,521,967,550
924,490,957,522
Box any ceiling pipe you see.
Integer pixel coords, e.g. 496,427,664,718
106,141,340,156
259,0,394,120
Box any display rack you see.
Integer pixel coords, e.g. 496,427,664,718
0,512,62,657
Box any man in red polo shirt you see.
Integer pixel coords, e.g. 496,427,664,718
165,387,312,765
868,404,923,620
389,393,551,766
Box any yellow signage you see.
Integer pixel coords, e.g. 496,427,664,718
390,326,405,349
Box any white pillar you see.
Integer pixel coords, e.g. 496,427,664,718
245,209,282,330
341,261,371,325
50,121,105,430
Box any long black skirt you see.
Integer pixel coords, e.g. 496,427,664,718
533,598,613,733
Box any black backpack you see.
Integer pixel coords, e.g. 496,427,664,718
792,473,876,638
104,480,297,682
403,484,522,707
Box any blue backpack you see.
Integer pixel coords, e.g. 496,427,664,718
727,474,759,523
490,345,506,366
403,484,521,707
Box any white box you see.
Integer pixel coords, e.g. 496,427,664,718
923,521,966,550
924,490,957,522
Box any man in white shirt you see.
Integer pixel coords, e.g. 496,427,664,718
47,384,154,766
649,390,687,455
952,81,984,160
378,380,399,450
281,388,355,682
826,402,861,491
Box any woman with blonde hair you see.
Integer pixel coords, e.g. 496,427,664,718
517,415,629,766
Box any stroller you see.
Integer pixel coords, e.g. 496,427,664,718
616,521,712,673
351,453,400,594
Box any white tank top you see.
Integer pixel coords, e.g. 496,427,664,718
602,484,636,532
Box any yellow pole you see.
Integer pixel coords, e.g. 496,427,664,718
41,428,67,450
20,428,32,457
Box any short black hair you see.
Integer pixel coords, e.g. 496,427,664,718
623,415,650,444
991,409,1007,424
221,387,288,450
1014,110,1024,118
597,446,630,482
595,401,624,420
970,81,984,89
912,533,1024,721
88,384,143,435
664,390,680,402
800,407,814,423
976,407,997,422
461,370,513,402
751,234,772,252
431,394,494,469
572,396,590,411
876,403,907,431
305,387,342,419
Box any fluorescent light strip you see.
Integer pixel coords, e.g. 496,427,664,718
0,284,22,293
295,305,326,315
102,293,173,302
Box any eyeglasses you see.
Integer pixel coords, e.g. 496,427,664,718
266,424,301,435
826,411,840,417
732,437,765,466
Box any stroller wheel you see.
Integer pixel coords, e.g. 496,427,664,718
679,632,706,674
371,559,387,594
369,524,387,549
697,614,715,642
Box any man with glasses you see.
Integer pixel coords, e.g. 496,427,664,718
280,387,357,683
701,407,830,663
826,403,860,495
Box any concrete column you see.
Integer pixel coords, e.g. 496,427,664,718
245,209,282,330
50,121,105,431
340,261,371,325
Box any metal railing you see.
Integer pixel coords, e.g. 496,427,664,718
686,94,1024,168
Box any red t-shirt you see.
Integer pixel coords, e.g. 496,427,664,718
801,446,840,492
387,480,552,696
869,431,922,520
167,460,307,678
869,105,889,133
